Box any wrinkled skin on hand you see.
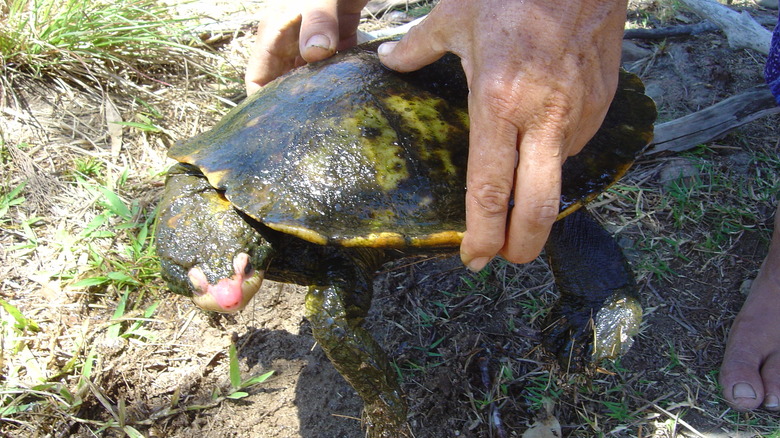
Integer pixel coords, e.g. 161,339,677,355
244,0,629,270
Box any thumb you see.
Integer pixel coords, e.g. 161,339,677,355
377,17,450,73
298,6,340,63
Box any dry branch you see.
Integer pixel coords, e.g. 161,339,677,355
648,85,780,154
624,21,719,39
624,16,778,40
678,0,772,54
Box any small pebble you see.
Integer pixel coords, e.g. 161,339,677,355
740,279,753,296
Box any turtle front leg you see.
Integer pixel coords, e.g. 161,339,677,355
542,209,642,370
305,285,410,438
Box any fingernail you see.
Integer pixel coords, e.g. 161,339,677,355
764,394,779,409
305,34,331,50
733,382,757,399
462,255,492,272
377,41,397,56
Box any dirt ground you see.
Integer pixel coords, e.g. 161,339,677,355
2,1,780,437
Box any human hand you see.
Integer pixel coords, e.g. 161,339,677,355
245,0,368,94
378,0,629,270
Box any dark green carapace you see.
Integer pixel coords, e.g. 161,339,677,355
156,39,656,438
168,42,654,248
169,47,471,248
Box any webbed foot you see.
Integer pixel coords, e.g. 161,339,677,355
542,287,641,370
542,209,642,369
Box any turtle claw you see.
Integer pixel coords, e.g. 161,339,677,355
541,305,596,371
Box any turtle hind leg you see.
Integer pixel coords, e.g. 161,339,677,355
305,284,410,438
542,209,642,370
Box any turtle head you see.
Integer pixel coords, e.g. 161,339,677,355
187,252,264,313
156,164,273,313
158,225,274,313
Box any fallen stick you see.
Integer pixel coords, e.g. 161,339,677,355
624,21,719,39
624,16,778,40
647,85,780,154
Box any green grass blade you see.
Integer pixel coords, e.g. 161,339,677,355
228,344,241,389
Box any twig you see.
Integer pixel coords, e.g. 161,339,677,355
652,403,707,438
477,356,507,438
624,16,777,40
648,85,780,155
363,0,426,16
624,21,719,39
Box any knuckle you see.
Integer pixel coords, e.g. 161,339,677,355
467,183,512,217
477,79,582,140
538,90,575,127
526,197,560,227
479,81,521,119
524,90,579,143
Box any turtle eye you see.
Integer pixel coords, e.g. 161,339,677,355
232,253,254,278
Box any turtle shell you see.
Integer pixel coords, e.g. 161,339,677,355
169,41,656,248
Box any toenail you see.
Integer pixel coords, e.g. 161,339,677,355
733,382,757,399
764,394,779,409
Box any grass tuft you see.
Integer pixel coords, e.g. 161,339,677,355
0,0,216,100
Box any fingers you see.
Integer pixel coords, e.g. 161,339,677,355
245,10,303,94
460,125,565,270
298,1,340,63
377,9,452,72
459,86,521,271
299,0,365,62
460,72,573,269
503,129,564,263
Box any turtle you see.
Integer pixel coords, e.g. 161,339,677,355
155,38,656,437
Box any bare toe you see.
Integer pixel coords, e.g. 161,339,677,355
720,342,765,410
720,262,780,411
760,352,780,410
